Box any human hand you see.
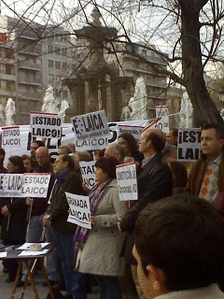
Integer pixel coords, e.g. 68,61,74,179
90,216,97,225
42,214,51,227
26,197,34,206
1,205,10,217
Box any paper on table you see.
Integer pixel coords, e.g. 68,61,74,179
17,243,50,250
18,249,48,256
0,252,7,258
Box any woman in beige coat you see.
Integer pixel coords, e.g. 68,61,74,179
74,156,126,299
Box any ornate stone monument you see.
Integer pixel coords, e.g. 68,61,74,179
64,7,133,122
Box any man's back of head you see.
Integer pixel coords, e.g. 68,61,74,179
140,129,166,158
134,194,224,298
104,143,125,163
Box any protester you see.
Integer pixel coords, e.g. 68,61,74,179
118,132,144,165
21,154,34,173
18,146,57,287
74,156,126,299
119,128,173,299
185,124,224,210
43,154,85,299
133,194,224,299
30,140,45,169
162,144,177,162
104,143,125,164
0,156,27,282
166,128,178,146
0,148,7,173
58,145,72,155
168,161,188,194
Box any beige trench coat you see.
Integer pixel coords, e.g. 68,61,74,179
78,179,126,276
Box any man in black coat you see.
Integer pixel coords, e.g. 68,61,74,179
119,128,173,299
120,128,173,233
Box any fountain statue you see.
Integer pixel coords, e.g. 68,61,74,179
41,85,59,114
179,91,193,128
125,77,150,120
5,98,16,126
0,103,5,126
59,99,69,122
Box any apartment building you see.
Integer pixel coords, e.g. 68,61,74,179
0,15,73,124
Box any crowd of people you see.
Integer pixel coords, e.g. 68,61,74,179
0,123,224,299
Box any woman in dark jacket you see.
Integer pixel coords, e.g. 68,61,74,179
0,155,27,282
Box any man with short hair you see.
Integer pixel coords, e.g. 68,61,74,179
119,128,173,299
185,124,224,206
104,143,125,164
58,145,72,156
30,140,45,169
133,194,224,299
43,154,85,299
120,129,173,233
166,128,178,146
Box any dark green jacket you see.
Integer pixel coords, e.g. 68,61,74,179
49,170,83,235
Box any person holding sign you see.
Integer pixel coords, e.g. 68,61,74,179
119,128,173,299
43,154,85,299
118,132,144,165
0,156,27,282
74,156,126,299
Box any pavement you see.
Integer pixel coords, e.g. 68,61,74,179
0,261,99,299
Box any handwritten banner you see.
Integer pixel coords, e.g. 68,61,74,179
66,192,91,229
116,162,138,201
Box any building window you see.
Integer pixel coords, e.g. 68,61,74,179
49,74,54,82
55,47,60,54
6,81,14,91
48,45,53,53
5,64,12,75
5,48,14,59
62,48,67,56
55,61,61,69
48,60,54,68
62,62,67,70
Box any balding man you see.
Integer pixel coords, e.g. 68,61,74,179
104,143,125,164
120,129,172,233
119,129,173,299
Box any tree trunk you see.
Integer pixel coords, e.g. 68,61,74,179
180,0,224,127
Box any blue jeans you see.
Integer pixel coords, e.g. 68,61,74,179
55,233,87,299
95,275,122,299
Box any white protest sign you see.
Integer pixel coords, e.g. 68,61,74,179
177,129,201,162
71,110,110,151
30,112,62,139
0,174,23,197
0,173,51,198
22,173,51,198
117,124,144,142
140,117,162,135
80,161,96,190
116,162,138,201
66,192,91,229
1,125,21,157
155,105,169,133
